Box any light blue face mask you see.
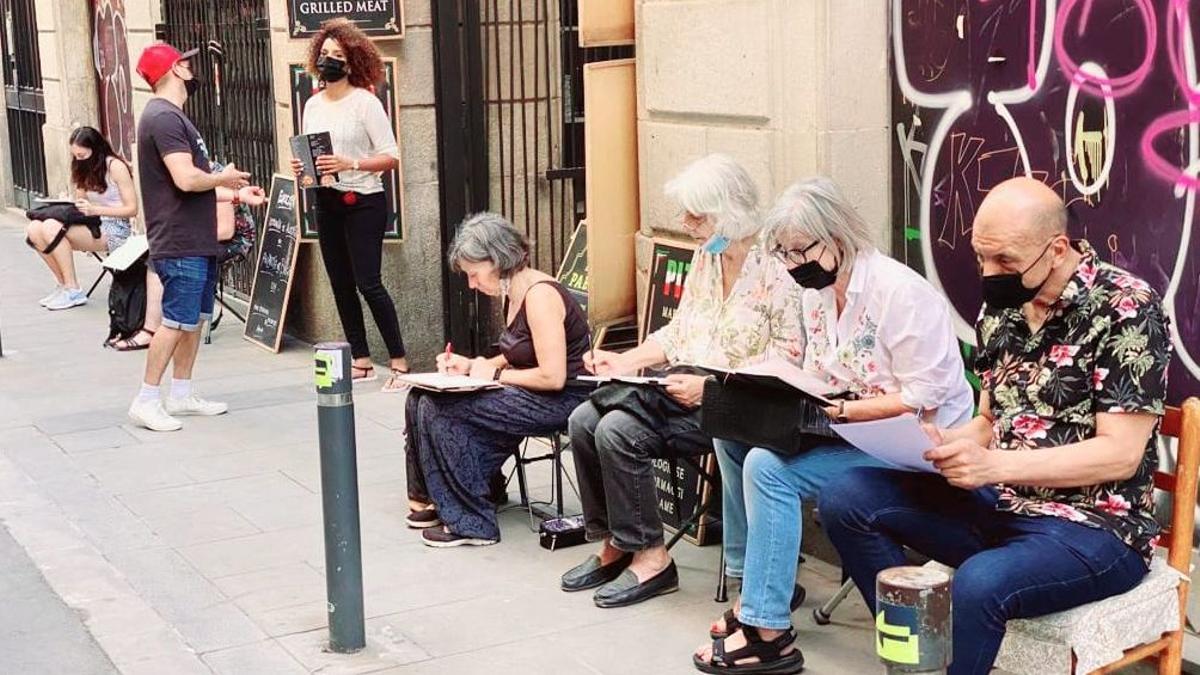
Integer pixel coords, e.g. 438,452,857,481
702,235,730,254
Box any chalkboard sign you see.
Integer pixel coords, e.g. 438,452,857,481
556,221,588,314
287,0,403,39
289,61,404,241
638,238,717,545
640,238,696,339
244,175,301,353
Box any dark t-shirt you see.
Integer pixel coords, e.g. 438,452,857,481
137,97,218,260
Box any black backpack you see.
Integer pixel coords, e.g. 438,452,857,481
107,255,148,344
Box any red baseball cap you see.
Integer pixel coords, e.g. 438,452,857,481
136,42,199,88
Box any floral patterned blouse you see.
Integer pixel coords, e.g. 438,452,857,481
800,250,975,428
650,246,804,369
976,240,1172,561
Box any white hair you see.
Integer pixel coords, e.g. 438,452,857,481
765,177,876,267
663,153,761,240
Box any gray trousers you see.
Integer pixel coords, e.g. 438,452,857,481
569,399,700,552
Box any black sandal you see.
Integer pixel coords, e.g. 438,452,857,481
351,364,378,383
711,584,806,639
693,626,805,675
108,328,155,352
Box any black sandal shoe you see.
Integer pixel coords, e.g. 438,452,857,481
693,626,805,674
351,364,378,383
711,585,806,639
110,328,155,352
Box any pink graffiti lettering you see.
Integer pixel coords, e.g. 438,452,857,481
1054,0,1157,98
1142,0,1200,189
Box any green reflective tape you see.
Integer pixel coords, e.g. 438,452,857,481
876,607,920,665
315,352,334,389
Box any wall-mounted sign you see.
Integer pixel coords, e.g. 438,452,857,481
287,0,403,39
289,60,404,241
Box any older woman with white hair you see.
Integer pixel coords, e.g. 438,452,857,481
559,153,805,609
691,177,975,674
403,212,591,547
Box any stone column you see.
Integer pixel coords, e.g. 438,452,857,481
33,0,101,197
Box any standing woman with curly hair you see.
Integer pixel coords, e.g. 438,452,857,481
292,18,409,390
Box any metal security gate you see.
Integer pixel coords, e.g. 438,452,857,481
434,0,633,353
158,0,276,299
0,0,47,209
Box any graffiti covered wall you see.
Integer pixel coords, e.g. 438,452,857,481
890,0,1199,404
92,0,133,161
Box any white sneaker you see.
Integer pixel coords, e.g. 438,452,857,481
45,288,87,311
164,394,228,417
128,398,183,432
39,286,63,307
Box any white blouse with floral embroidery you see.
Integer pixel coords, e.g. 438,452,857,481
649,246,804,370
801,249,975,427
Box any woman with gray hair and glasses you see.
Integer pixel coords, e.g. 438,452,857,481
403,212,591,547
692,177,974,674
559,154,805,609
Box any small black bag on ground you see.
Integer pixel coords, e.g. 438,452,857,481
106,255,148,344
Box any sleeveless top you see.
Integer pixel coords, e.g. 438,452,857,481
85,157,124,209
498,280,590,379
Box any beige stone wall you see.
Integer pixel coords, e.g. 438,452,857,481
634,0,889,307
32,0,102,197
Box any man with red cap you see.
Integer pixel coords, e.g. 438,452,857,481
128,42,250,432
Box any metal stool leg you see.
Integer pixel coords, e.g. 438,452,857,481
551,435,565,517
715,545,729,603
813,578,856,625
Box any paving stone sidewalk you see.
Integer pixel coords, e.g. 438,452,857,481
0,211,878,674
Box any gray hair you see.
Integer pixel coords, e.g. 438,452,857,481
663,153,761,240
447,211,530,276
765,177,876,267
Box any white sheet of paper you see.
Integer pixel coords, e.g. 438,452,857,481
830,413,937,472
394,373,501,391
577,375,670,386
101,234,149,271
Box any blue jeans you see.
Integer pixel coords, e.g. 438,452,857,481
153,256,217,332
714,439,889,629
817,467,1149,675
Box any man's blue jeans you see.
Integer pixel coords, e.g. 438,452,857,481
714,439,888,629
817,467,1149,675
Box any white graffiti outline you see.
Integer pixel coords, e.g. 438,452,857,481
892,0,976,343
1064,62,1116,196
1165,15,1200,386
987,0,1059,179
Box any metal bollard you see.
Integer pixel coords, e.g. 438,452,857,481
314,342,365,653
875,566,952,674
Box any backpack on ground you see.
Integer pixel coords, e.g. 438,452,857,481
107,255,147,344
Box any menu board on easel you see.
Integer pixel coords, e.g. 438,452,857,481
640,238,697,339
244,175,300,353
556,221,588,314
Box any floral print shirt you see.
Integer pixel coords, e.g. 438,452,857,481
650,246,804,369
801,250,975,428
976,240,1172,561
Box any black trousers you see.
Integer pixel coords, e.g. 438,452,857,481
314,188,405,360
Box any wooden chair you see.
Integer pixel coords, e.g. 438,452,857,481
1088,397,1199,674
992,397,1200,674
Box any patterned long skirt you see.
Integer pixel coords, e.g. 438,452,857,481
403,386,589,540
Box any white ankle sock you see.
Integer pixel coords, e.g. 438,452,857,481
170,378,192,400
138,383,160,403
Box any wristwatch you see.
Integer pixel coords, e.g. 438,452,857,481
835,399,849,423
492,366,505,382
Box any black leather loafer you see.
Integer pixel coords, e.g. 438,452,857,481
561,553,633,592
593,560,679,608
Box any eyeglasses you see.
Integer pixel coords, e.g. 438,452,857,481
771,240,822,265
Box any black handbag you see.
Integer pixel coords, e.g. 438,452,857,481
700,376,843,456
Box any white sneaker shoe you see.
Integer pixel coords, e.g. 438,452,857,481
164,394,228,417
45,288,87,311
128,398,183,432
39,286,63,307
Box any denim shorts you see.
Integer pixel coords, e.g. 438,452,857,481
100,217,131,253
153,256,217,332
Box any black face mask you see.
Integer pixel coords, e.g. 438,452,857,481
789,258,839,290
183,74,200,97
317,56,348,83
980,239,1057,309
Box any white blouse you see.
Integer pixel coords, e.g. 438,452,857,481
301,87,399,195
801,249,975,427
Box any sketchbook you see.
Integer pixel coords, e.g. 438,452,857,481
699,359,845,406
392,373,502,393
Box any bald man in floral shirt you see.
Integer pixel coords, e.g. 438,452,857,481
818,177,1173,675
